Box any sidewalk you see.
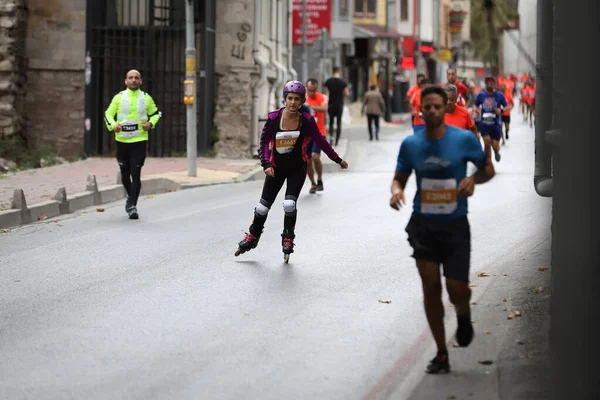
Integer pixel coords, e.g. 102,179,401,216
0,138,350,229
0,157,260,212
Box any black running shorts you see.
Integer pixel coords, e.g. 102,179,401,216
501,115,511,124
405,212,471,282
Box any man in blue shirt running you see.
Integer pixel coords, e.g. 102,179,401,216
473,76,507,162
390,86,496,374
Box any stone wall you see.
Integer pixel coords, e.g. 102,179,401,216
24,0,85,154
212,0,256,158
0,0,27,138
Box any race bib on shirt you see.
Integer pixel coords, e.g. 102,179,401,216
120,120,140,137
482,112,496,124
421,178,458,215
275,131,300,154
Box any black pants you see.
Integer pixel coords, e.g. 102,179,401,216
328,107,343,145
367,114,380,140
251,163,307,235
116,140,147,206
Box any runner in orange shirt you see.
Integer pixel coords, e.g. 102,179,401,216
410,78,428,126
520,83,530,121
442,84,479,138
500,83,514,143
304,78,328,193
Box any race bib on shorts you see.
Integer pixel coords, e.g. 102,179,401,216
120,120,140,137
275,131,300,154
421,178,458,215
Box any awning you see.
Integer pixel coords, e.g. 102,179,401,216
353,23,401,39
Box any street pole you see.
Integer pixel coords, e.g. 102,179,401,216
415,0,422,76
185,0,197,177
301,0,308,82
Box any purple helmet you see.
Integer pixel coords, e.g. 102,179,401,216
283,81,306,103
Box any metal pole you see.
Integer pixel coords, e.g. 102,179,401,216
185,0,197,177
415,0,422,76
301,0,308,82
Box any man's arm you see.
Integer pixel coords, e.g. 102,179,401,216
391,172,410,193
311,96,328,113
104,94,120,131
343,86,350,97
145,95,162,128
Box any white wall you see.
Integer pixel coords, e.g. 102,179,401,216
502,29,519,75
419,0,434,42
396,0,413,36
517,0,537,75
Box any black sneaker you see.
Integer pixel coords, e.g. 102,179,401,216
456,315,474,347
316,180,324,191
127,206,139,220
426,351,450,374
309,184,317,194
495,152,501,162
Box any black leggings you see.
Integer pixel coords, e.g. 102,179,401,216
251,163,307,235
328,107,343,145
116,140,147,206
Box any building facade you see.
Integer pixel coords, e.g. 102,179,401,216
347,0,400,102
213,0,293,158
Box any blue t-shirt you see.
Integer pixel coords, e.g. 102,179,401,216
474,91,507,130
395,125,486,221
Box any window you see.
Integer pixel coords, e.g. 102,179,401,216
355,0,376,16
339,0,348,18
400,0,409,21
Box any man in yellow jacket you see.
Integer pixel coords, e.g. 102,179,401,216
104,69,162,219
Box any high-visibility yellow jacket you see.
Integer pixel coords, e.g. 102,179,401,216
104,88,162,143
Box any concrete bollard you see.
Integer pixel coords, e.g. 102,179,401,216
54,187,69,214
11,188,31,223
86,174,102,205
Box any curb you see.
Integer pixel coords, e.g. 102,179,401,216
0,140,351,231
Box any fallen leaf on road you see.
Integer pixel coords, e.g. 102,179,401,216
471,302,477,305
503,298,508,302
452,343,460,348
484,330,491,334
508,314,515,319
477,272,492,277
503,274,508,276
57,224,63,227
469,284,478,287
96,208,105,212
479,360,494,365
514,310,521,316
38,215,47,221
52,220,58,223
378,300,392,304
537,267,549,272
517,340,525,345
146,195,155,199
502,308,507,311
0,229,9,233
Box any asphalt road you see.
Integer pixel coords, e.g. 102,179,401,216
0,118,551,400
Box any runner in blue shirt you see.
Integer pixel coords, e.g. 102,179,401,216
390,86,496,374
473,76,507,162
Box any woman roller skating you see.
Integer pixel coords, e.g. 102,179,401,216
235,81,349,263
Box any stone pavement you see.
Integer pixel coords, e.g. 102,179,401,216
0,157,261,211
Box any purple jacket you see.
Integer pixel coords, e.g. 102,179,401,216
259,107,342,168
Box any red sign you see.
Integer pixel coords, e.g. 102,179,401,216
401,56,415,69
292,0,331,45
402,36,415,57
